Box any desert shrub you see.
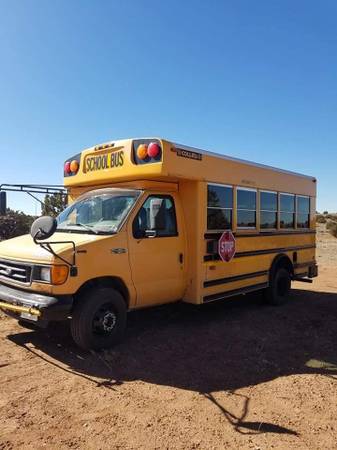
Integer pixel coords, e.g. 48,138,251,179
316,214,326,223
324,214,337,221
330,223,337,237
326,219,335,230
326,220,337,237
0,210,35,240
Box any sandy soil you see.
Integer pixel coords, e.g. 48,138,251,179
1,225,337,450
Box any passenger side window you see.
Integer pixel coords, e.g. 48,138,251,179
237,188,257,228
297,196,310,228
260,191,277,229
207,184,233,230
280,193,295,228
133,196,177,238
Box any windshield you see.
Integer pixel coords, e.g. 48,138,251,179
56,188,141,234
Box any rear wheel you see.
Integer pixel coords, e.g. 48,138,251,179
264,267,291,306
70,287,127,351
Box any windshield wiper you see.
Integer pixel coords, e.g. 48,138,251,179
73,223,100,234
56,223,99,234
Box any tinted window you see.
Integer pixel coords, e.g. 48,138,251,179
260,192,277,211
280,194,295,212
280,212,295,229
208,185,233,208
207,209,232,230
237,188,256,228
297,196,310,214
237,211,256,228
297,213,310,228
207,184,233,230
133,196,177,238
296,196,310,228
261,211,277,229
237,189,256,210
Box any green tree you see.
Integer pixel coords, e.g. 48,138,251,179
41,193,67,217
0,209,35,240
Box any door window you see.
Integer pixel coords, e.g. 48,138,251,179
133,196,178,238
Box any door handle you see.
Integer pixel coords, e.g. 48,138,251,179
179,253,183,263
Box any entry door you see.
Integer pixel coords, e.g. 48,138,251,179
128,194,185,307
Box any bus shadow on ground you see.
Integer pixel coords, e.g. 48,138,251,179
7,288,337,393
8,288,337,436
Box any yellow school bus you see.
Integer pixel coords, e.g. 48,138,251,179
0,138,317,350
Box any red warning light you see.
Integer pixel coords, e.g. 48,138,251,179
64,161,71,174
147,142,161,158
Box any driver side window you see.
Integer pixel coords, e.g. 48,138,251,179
133,195,178,238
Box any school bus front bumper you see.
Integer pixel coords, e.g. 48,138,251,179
0,283,73,323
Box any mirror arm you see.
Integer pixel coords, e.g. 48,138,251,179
37,240,77,273
33,228,43,245
40,242,75,268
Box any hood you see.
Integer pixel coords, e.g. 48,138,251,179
0,231,102,264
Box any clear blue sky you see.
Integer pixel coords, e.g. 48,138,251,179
0,0,336,214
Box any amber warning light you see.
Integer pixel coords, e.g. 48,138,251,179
134,140,162,164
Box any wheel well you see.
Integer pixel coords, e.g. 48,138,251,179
73,276,129,309
269,254,294,279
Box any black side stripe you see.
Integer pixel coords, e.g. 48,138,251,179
235,244,315,258
204,270,268,288
204,244,316,262
203,282,268,303
204,230,316,240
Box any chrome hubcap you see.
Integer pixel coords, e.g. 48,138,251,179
102,311,117,332
93,305,117,335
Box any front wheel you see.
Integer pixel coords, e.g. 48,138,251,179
71,287,127,351
264,267,291,306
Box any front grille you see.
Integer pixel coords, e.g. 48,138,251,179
0,260,32,284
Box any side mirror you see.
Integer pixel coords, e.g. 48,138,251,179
30,216,57,241
0,192,7,216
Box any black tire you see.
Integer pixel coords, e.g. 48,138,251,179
264,267,291,306
70,288,127,351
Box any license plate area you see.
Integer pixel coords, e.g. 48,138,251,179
20,312,38,322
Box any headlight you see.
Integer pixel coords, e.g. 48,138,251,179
40,267,51,283
33,265,69,285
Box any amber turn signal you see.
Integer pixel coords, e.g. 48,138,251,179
70,160,79,174
136,144,148,160
51,265,69,285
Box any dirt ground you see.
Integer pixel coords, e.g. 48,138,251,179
1,224,337,450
